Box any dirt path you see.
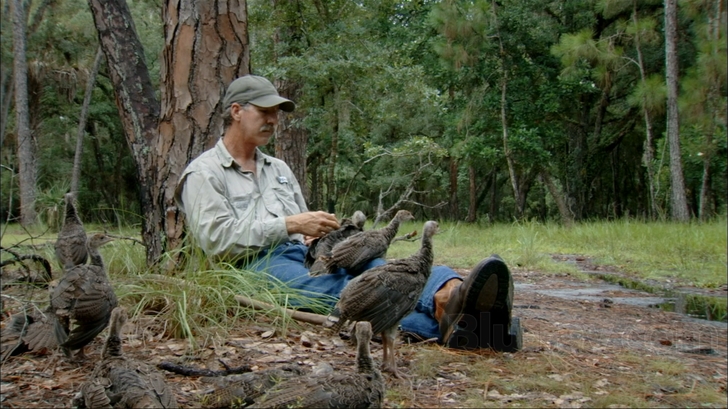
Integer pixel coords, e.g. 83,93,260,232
1,267,726,408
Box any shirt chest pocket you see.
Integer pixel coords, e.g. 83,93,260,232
229,194,254,218
268,185,299,215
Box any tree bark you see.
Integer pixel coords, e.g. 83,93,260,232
448,157,459,220
70,46,104,195
664,0,691,221
539,169,573,226
0,73,12,148
632,2,659,220
89,0,250,265
272,0,309,202
12,0,37,226
698,0,724,221
467,165,476,222
88,0,161,264
274,79,308,201
158,0,250,255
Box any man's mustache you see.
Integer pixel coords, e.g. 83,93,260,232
260,125,274,133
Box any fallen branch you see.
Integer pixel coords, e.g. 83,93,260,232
0,246,53,283
158,359,252,377
106,234,145,247
234,295,328,326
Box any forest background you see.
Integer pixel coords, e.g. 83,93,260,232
0,0,726,267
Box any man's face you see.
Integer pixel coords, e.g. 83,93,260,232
235,103,280,146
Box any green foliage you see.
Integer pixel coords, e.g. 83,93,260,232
2,0,726,230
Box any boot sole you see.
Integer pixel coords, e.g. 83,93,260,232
442,256,517,350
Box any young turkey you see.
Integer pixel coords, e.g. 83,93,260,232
323,210,414,276
325,220,439,378
72,306,179,409
306,210,367,276
249,321,384,408
55,192,88,269
51,232,118,360
2,233,116,362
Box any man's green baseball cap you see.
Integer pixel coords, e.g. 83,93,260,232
223,75,296,112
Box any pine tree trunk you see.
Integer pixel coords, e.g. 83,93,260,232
88,0,250,265
71,46,104,195
467,165,476,223
12,0,36,226
158,0,250,254
448,157,459,220
632,3,659,220
88,0,161,264
539,170,573,226
664,0,691,221
274,79,308,201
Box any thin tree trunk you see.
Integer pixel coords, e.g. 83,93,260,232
88,0,161,263
272,1,309,202
497,31,521,219
698,0,724,221
448,157,459,220
539,169,573,226
12,0,36,226
632,2,659,220
0,76,12,148
664,0,690,221
70,46,104,195
326,87,339,213
467,165,476,222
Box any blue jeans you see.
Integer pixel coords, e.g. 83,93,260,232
248,241,460,340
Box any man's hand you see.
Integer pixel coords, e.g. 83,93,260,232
285,211,340,237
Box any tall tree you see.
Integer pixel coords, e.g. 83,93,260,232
87,0,250,265
12,0,37,226
664,0,690,221
70,46,104,195
680,0,727,220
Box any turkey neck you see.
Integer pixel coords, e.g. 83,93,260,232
356,334,375,374
88,244,105,269
414,231,435,272
381,216,404,243
102,318,124,358
63,199,83,227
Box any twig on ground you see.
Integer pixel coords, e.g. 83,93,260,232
234,295,328,326
105,234,145,247
157,360,252,377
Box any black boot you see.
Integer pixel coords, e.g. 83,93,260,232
438,255,522,351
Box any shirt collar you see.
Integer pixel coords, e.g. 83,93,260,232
214,139,272,169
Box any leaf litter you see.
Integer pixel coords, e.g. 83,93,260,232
0,267,726,408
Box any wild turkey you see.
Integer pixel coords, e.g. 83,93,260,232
325,220,439,378
0,305,64,361
72,306,179,409
306,211,367,276
51,232,117,360
249,321,384,408
198,365,305,408
323,210,414,276
0,232,113,361
55,192,88,269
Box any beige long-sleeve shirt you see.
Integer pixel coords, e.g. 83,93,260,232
175,139,308,260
